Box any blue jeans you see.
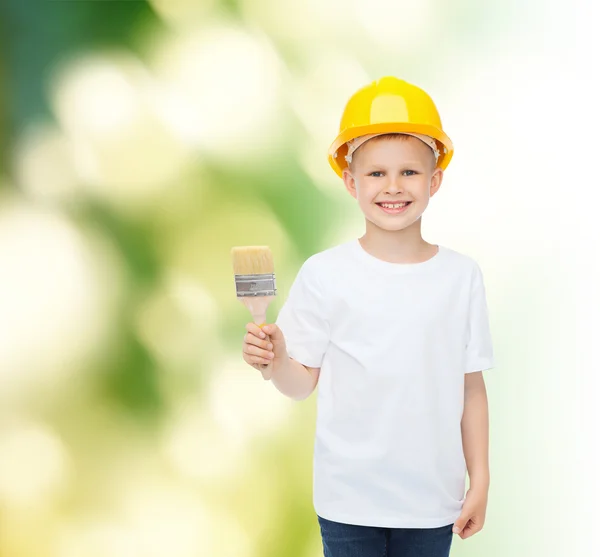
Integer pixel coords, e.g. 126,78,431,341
318,515,454,557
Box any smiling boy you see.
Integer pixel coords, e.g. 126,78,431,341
242,77,495,557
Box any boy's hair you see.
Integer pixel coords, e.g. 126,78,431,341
348,133,438,173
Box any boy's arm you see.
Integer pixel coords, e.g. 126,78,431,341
271,357,320,401
453,371,490,538
261,324,320,401
462,371,490,489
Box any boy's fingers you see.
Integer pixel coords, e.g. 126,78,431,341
262,324,286,347
452,514,469,534
459,524,477,539
244,333,272,350
262,323,277,336
249,355,271,365
244,344,274,359
263,326,288,361
243,356,271,368
245,322,266,338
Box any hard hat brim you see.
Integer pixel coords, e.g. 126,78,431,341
328,122,454,177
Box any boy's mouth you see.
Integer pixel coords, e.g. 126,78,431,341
376,201,412,214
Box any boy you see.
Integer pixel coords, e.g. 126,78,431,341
242,76,494,557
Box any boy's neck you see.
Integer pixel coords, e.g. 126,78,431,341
359,222,437,264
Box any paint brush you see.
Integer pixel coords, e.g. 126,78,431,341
231,246,277,379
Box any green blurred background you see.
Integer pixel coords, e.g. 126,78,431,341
0,1,596,556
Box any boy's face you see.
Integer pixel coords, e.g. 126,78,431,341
342,136,443,233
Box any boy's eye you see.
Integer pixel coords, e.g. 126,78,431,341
368,170,418,177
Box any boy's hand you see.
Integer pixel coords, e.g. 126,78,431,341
452,488,488,539
242,323,288,379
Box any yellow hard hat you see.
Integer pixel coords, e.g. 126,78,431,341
328,76,454,177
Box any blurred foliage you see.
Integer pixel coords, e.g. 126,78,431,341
1,0,157,137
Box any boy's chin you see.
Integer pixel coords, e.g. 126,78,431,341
365,217,414,232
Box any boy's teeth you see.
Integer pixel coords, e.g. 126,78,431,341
381,202,408,208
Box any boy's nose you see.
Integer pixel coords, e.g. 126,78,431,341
385,180,403,193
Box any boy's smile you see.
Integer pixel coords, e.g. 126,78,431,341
376,201,413,214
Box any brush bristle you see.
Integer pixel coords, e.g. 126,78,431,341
231,246,274,275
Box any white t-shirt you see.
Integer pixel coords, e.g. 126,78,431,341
275,239,495,528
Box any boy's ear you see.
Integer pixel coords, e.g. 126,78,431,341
342,168,358,199
429,168,444,197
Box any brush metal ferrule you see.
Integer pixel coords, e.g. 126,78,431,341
234,273,277,297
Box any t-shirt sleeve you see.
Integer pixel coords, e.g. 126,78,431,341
275,259,330,368
465,263,495,373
